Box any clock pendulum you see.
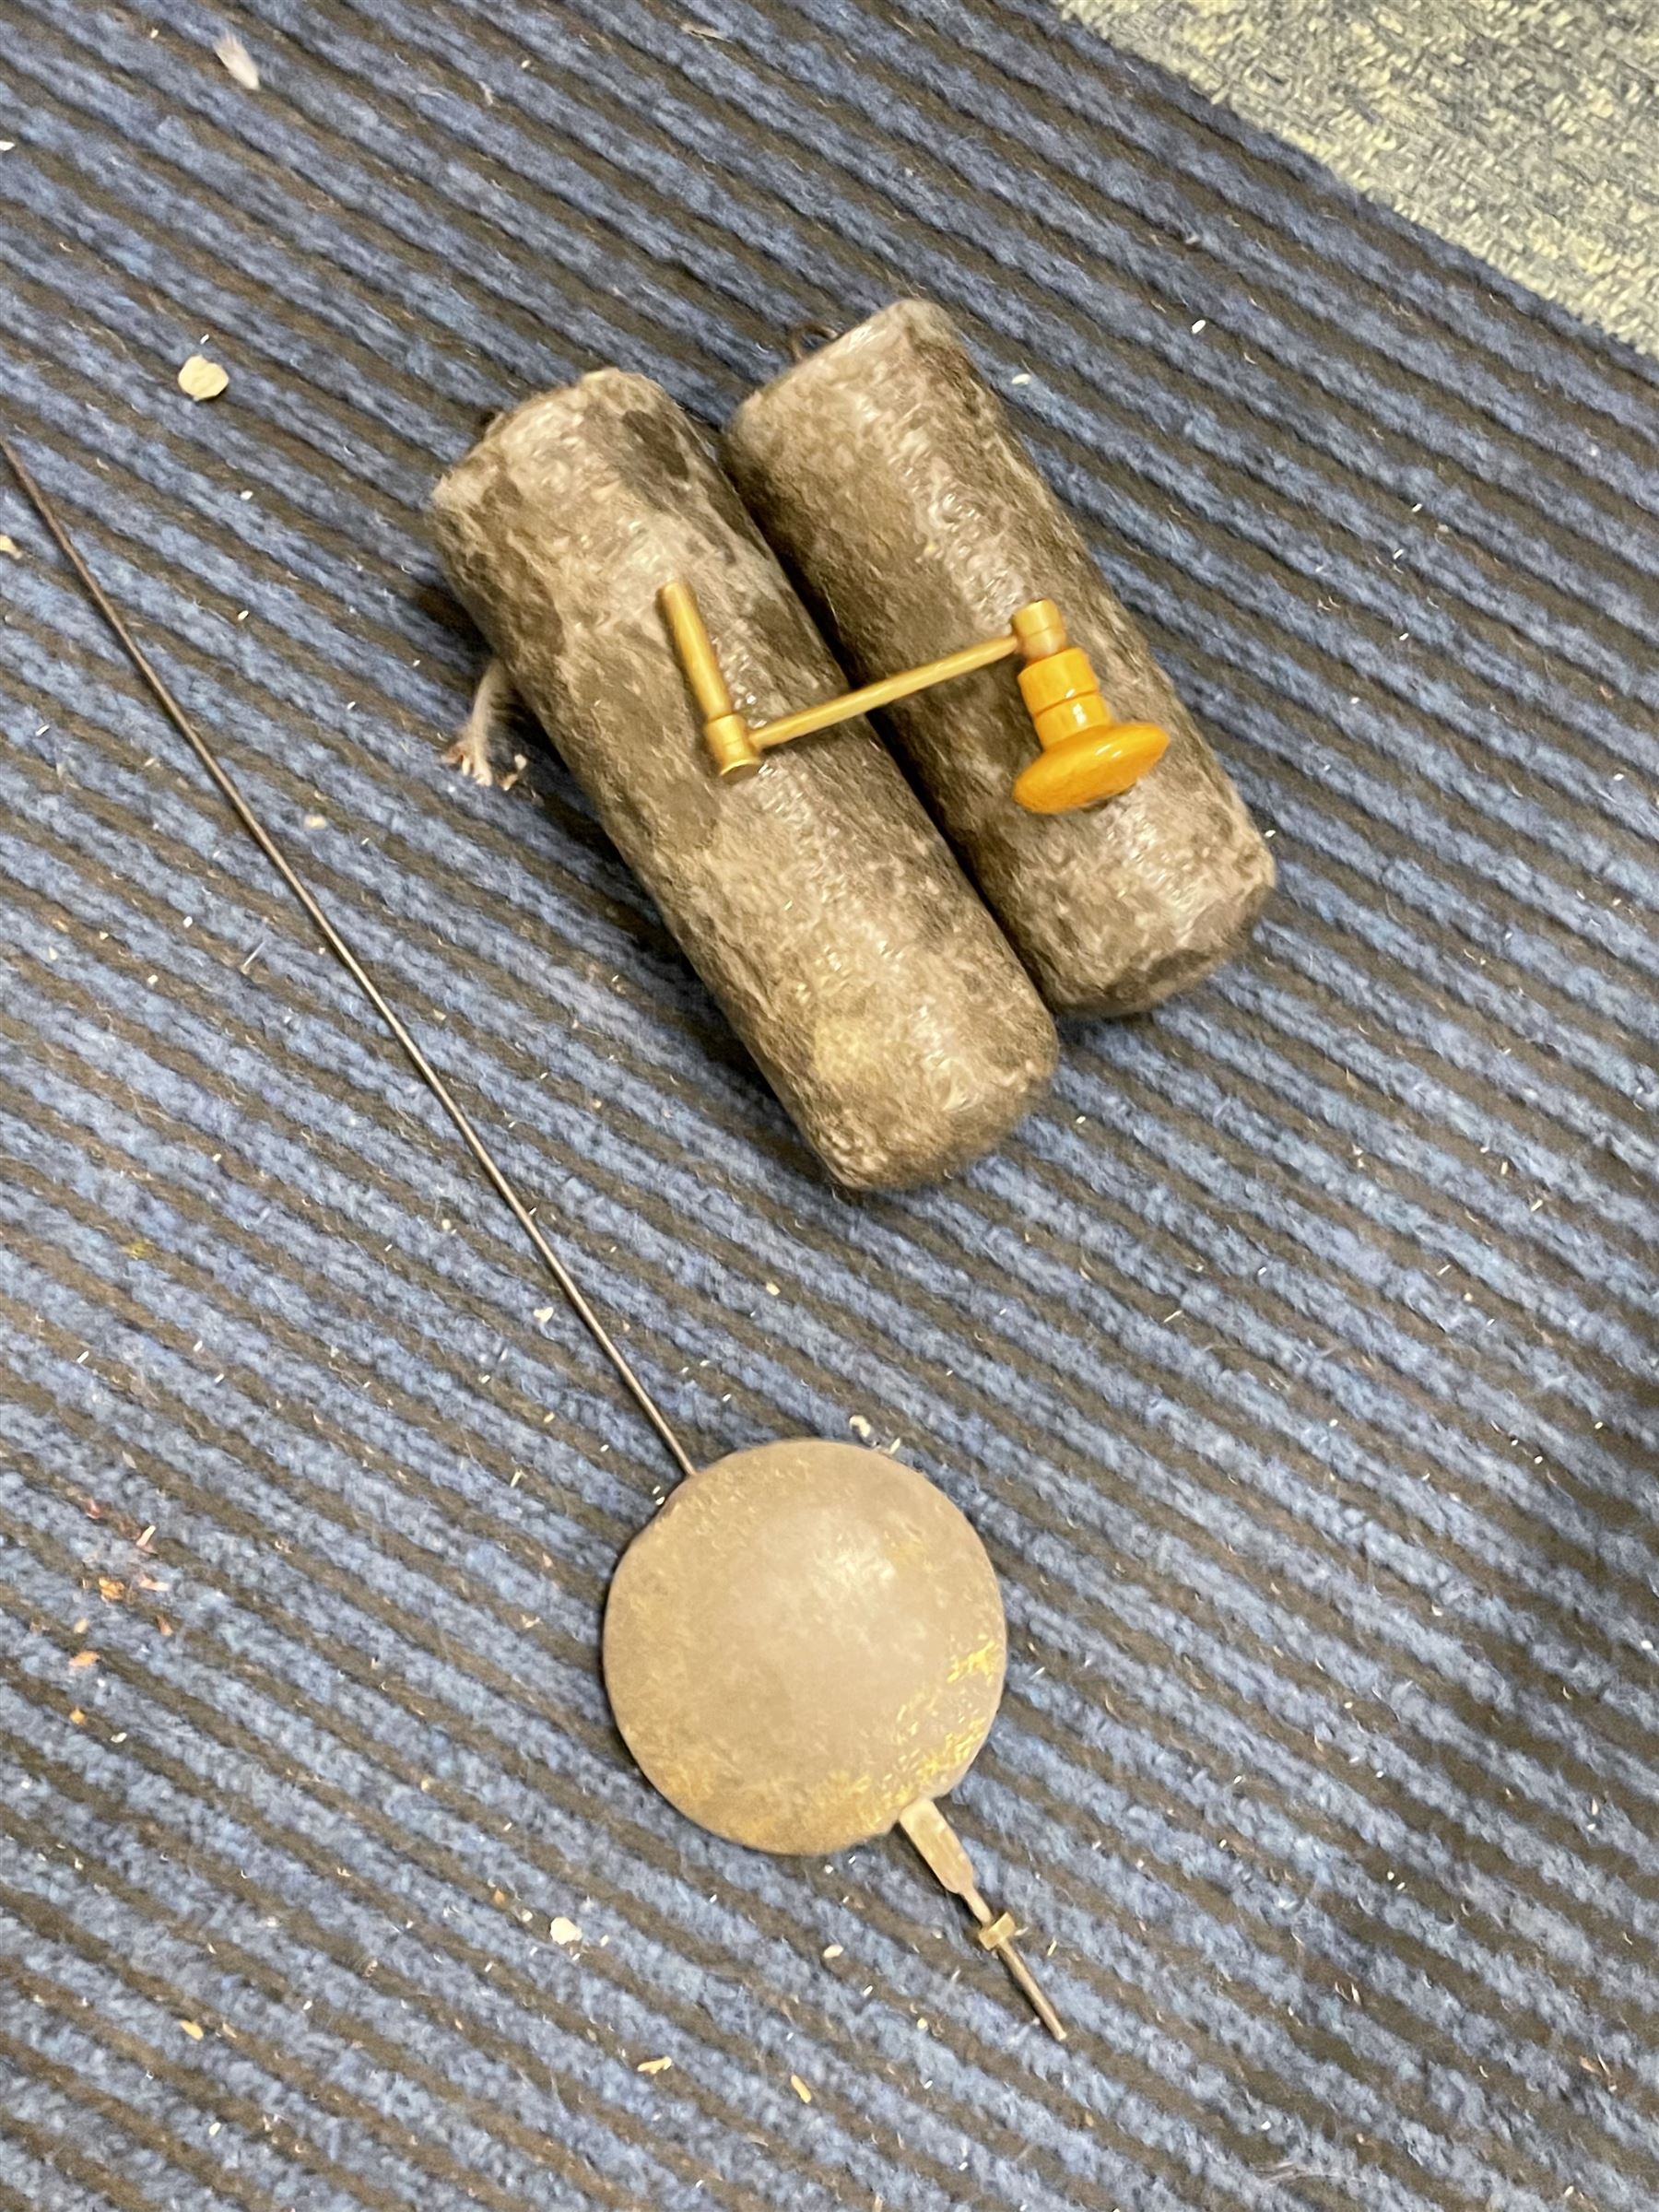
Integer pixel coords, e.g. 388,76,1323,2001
4,438,1066,2043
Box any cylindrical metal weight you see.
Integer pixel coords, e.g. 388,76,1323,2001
430,371,1057,1189
724,301,1275,1018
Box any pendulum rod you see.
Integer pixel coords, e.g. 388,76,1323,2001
2,437,698,1488
899,1800,1067,2041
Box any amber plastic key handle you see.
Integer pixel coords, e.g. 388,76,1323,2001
1006,600,1169,814
658,579,1169,814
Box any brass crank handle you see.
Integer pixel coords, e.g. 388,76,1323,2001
658,578,1169,815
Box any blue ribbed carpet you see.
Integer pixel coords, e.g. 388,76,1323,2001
1,4,1656,2209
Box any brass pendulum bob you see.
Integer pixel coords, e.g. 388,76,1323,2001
605,1438,1065,2039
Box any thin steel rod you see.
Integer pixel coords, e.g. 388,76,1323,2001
3,438,699,1488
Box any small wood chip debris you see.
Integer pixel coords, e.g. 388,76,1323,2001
179,355,229,402
636,2055,673,2076
789,2074,813,2104
97,1577,125,1604
0,535,19,559
214,33,260,89
548,1915,581,1946
68,1649,99,1669
179,2019,206,2041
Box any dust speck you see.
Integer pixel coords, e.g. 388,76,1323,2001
215,33,260,89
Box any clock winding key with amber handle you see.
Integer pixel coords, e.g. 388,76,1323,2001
661,574,1168,815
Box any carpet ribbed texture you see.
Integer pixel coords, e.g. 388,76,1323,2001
1058,0,1659,360
0,4,1655,2210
